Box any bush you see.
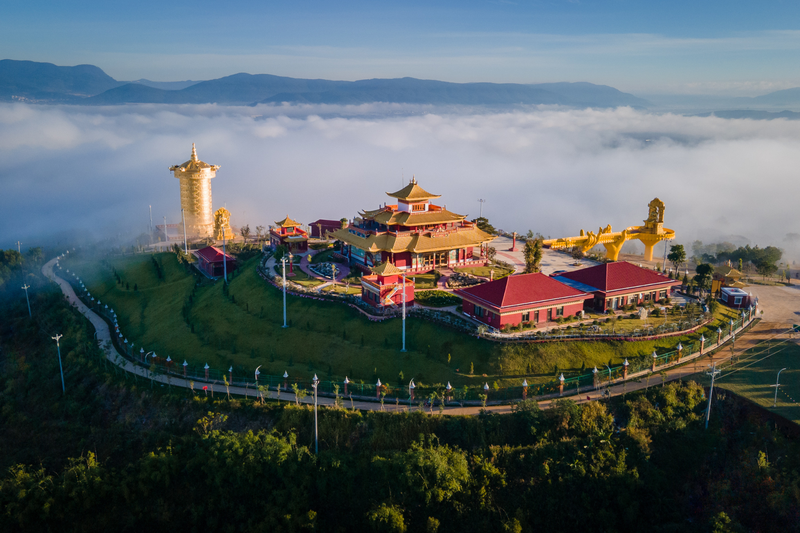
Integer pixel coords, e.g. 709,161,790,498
413,290,460,308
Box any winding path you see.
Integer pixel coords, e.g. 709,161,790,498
43,256,777,415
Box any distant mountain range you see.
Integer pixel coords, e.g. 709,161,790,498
8,59,800,116
691,109,800,120
0,59,649,108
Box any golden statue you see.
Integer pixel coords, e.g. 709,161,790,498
543,198,675,261
170,143,220,237
214,207,234,241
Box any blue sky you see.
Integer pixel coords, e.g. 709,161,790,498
4,0,800,94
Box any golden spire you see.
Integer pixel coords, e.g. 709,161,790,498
191,143,198,162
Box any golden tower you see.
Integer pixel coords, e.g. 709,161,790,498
169,143,219,237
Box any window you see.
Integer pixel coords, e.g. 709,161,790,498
534,310,539,323
475,306,485,317
734,296,742,305
556,306,564,317
412,203,425,212
522,311,530,322
547,308,553,321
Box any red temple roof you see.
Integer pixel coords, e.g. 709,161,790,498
555,262,678,293
194,246,235,264
456,273,590,310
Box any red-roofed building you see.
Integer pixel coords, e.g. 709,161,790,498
456,273,592,329
193,246,237,278
553,261,680,312
309,219,343,239
270,216,309,253
361,262,415,308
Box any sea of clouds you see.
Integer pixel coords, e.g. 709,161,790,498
0,102,798,258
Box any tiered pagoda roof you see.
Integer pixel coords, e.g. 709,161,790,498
386,178,441,201
275,216,302,228
332,178,495,256
371,261,404,276
359,208,467,227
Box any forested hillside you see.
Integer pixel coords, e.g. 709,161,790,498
0,255,798,533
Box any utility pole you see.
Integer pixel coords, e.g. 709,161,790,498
704,362,721,429
16,241,21,254
21,284,31,317
52,334,66,394
401,274,407,352
478,199,486,219
181,208,188,254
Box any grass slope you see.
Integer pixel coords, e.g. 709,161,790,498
69,252,733,389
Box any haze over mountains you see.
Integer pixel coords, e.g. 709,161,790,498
0,59,647,108
6,59,800,117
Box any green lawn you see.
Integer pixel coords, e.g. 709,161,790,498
65,252,739,391
310,249,335,264
410,272,437,289
695,340,800,424
273,264,323,287
454,265,513,279
322,284,361,295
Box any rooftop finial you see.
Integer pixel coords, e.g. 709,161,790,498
411,175,416,184
191,143,197,161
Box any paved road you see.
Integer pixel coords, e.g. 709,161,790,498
44,256,776,415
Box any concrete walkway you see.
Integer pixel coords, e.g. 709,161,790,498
44,256,777,415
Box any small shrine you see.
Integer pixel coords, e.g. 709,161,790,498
712,264,746,295
270,216,308,253
361,262,415,308
214,207,235,241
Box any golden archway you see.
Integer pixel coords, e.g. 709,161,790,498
543,198,675,261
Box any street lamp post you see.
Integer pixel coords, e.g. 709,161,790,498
52,334,66,394
771,368,788,407
281,256,288,328
21,284,31,317
401,274,407,352
181,208,188,254
312,374,319,454
704,362,721,429
222,229,228,284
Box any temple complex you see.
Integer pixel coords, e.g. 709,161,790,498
331,178,496,273
270,216,309,253
170,144,219,237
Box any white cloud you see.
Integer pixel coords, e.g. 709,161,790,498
0,103,797,258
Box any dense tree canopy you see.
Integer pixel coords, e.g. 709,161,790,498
1,262,799,533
